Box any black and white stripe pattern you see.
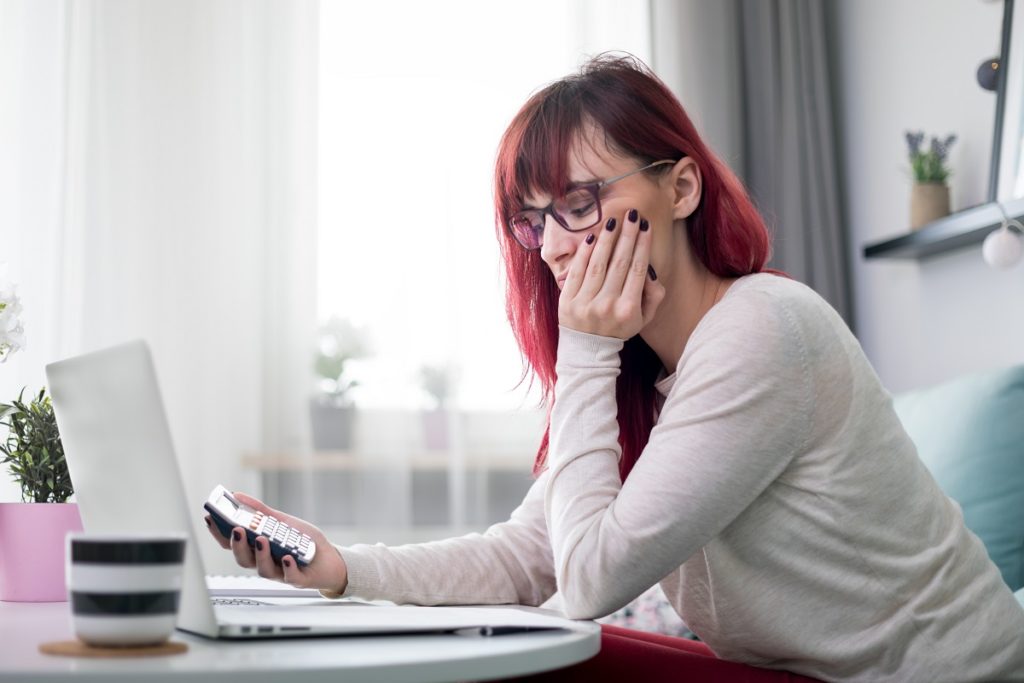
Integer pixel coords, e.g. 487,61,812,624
71,590,181,615
66,534,186,646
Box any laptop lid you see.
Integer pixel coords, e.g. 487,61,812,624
46,340,220,638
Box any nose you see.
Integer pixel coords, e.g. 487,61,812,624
539,215,592,271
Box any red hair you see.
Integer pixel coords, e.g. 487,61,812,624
494,54,774,480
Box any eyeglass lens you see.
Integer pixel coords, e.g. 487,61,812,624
509,186,601,249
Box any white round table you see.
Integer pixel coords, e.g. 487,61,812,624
0,599,601,682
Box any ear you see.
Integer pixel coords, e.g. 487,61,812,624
667,157,701,220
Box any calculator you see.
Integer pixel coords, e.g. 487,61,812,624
204,484,316,567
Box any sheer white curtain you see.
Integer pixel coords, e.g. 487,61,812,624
0,0,317,572
312,0,651,544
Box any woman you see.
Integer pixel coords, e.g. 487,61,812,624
207,55,1024,681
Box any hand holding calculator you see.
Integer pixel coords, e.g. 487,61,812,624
204,485,317,567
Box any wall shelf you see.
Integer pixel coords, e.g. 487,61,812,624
862,197,1024,260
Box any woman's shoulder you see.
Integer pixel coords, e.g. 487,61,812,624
724,272,828,308
689,273,851,369
711,273,845,336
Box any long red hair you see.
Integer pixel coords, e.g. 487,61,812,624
494,54,773,480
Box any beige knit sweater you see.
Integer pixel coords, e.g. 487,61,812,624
331,274,1024,682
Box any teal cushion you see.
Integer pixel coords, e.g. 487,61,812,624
893,366,1024,592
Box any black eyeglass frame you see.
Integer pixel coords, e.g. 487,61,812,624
506,158,679,251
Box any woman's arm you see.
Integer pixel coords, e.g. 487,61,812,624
329,472,557,607
545,295,814,619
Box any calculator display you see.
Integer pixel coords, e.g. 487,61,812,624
213,493,238,518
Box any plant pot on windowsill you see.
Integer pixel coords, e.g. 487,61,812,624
309,398,355,451
421,408,450,451
0,388,82,602
910,182,951,230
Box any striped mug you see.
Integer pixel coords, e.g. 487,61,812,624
66,533,186,647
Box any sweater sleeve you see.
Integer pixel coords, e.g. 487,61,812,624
545,296,814,619
323,471,557,607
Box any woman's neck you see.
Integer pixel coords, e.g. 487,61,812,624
640,254,732,375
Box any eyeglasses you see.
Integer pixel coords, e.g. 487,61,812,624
507,159,677,251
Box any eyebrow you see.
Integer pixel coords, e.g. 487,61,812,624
567,175,599,188
520,178,600,210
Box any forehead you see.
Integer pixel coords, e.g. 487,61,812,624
522,128,631,206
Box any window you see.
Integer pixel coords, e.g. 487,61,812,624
304,0,650,541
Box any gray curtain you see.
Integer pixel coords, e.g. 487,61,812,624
737,0,853,326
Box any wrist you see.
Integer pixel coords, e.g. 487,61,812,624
317,546,349,599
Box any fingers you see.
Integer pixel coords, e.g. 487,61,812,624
560,207,653,339
252,535,284,580
617,214,653,305
230,527,257,569
560,227,598,299
233,492,283,520
234,492,305,530
205,516,230,549
639,264,666,328
280,554,307,588
565,209,634,301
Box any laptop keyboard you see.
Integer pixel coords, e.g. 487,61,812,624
211,597,267,607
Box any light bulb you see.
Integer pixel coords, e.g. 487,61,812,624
982,226,1023,269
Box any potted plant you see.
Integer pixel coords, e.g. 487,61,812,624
0,388,82,601
419,363,457,451
311,317,370,451
905,130,956,230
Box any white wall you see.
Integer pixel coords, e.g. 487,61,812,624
833,0,1024,392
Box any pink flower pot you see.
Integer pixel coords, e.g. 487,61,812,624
0,502,83,602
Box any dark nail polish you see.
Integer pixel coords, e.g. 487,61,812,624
232,530,241,542
256,538,264,551
283,557,292,568
647,264,658,281
205,517,211,527
628,208,639,222
585,233,596,245
639,219,650,232
605,217,616,231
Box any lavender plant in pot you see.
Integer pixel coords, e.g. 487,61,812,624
906,131,957,230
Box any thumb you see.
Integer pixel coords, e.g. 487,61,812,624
232,492,295,525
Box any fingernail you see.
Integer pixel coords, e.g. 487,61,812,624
585,233,596,245
648,265,657,281
232,530,241,542
283,557,292,568
639,218,649,232
205,518,211,527
256,538,264,551
605,217,616,231
628,208,638,222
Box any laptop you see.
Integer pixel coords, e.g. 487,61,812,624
45,340,571,639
